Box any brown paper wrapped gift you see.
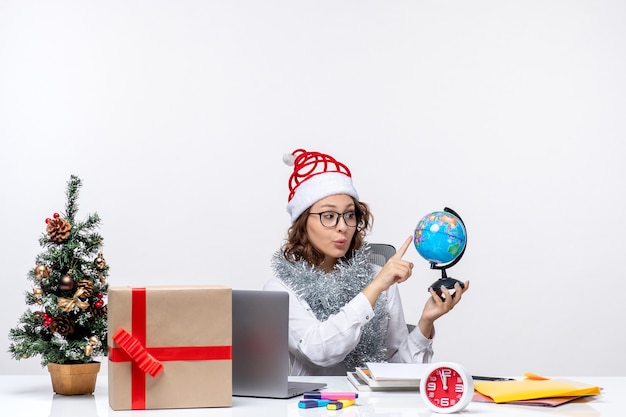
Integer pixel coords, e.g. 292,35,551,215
107,286,232,410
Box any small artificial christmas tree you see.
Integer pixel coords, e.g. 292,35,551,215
9,175,109,366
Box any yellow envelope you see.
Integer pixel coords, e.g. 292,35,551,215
473,373,601,404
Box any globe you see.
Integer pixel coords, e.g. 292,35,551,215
414,211,466,266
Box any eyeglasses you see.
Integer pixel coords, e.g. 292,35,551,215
309,211,359,228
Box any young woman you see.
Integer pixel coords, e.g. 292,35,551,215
264,149,469,376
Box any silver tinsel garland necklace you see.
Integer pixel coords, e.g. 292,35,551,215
271,242,388,371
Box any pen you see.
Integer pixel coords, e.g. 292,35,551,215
303,391,359,400
472,375,516,381
327,399,356,410
298,399,331,408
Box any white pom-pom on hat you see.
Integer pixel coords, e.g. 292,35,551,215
283,149,359,223
283,152,296,166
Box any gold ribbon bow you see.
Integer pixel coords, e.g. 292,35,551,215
58,288,90,312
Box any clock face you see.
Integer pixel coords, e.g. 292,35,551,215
420,362,474,413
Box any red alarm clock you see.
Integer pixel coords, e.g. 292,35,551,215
420,362,474,413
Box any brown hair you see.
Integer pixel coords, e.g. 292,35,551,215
283,198,373,267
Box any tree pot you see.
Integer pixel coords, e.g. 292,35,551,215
47,361,101,395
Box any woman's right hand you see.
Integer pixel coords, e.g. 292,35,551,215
363,236,414,307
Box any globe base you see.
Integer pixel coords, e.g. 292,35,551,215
428,277,465,301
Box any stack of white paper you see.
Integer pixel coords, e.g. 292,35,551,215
347,362,430,391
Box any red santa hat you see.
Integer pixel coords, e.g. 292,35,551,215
284,149,359,223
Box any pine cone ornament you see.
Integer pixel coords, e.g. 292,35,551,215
49,316,75,337
76,279,94,298
88,303,107,319
46,218,72,243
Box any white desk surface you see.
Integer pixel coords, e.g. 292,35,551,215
0,375,620,416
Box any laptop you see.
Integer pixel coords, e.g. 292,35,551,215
232,289,326,398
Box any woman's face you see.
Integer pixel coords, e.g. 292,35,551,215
306,194,357,271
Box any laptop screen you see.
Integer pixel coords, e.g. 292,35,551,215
231,289,326,398
232,290,290,397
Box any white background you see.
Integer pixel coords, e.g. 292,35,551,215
1,0,625,377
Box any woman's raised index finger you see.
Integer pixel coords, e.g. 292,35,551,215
393,236,413,259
